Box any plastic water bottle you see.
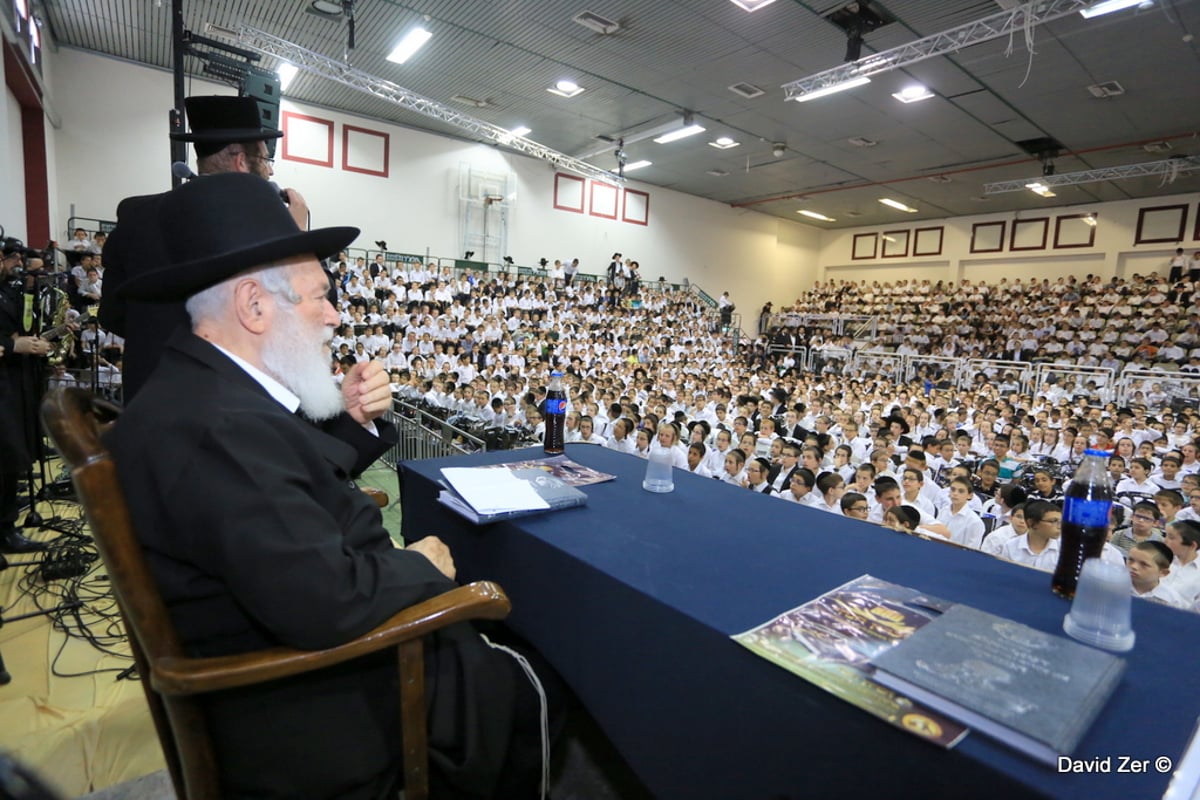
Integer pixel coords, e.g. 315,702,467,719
643,445,675,493
1052,448,1113,599
543,371,566,454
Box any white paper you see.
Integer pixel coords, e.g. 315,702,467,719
440,467,550,515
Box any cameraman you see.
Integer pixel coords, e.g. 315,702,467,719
0,241,52,553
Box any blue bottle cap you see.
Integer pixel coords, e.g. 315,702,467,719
1083,448,1111,457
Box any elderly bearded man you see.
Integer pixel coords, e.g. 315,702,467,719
109,173,556,799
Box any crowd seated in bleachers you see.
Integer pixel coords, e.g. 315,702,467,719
768,273,1200,372
42,231,1200,612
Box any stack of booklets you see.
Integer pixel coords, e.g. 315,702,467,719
870,604,1126,766
734,575,1128,765
437,456,612,524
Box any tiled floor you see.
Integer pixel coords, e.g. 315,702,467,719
77,708,652,799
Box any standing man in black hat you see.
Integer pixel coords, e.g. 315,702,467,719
100,95,393,475
101,95,308,397
111,173,553,799
0,242,53,552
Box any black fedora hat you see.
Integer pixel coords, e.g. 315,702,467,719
170,96,285,144
119,173,358,302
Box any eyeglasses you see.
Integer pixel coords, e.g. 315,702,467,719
245,151,275,167
1132,514,1158,521
849,505,869,512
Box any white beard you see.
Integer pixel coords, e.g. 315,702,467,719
261,304,345,421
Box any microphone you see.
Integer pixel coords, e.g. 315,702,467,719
268,181,292,205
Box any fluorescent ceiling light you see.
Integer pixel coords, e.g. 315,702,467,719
309,0,343,16
386,27,432,65
879,198,918,213
798,210,836,222
498,125,531,144
729,0,780,11
277,63,299,92
1025,182,1057,198
548,80,585,98
790,76,870,103
892,84,935,103
623,160,652,172
709,136,740,150
1080,0,1149,19
653,124,706,144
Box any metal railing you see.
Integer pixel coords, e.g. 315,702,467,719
1033,364,1116,401
903,355,963,385
852,350,905,381
383,402,486,467
1116,369,1200,410
768,312,876,339
965,359,1036,395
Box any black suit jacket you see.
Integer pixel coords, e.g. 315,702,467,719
0,277,36,467
107,333,517,798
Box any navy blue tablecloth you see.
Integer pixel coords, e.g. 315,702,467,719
400,445,1200,800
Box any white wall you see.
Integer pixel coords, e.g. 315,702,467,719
816,193,1200,286
45,46,821,317
2,58,27,242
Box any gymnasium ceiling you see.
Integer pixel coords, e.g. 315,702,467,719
36,0,1200,228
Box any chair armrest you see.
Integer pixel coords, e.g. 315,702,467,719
361,486,389,507
150,580,510,696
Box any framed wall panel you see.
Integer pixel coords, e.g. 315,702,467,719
1010,217,1049,251
622,189,649,225
970,221,1005,253
1135,204,1188,245
281,111,334,168
553,173,585,213
912,226,944,257
1053,214,1097,249
589,181,619,220
341,124,389,177
852,233,877,260
881,230,909,258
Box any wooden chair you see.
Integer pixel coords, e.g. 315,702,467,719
40,387,511,800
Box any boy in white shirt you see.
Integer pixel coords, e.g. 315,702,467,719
1000,500,1061,571
945,477,986,550
1162,520,1200,606
1129,541,1188,609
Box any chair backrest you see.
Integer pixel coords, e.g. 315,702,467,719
40,387,213,799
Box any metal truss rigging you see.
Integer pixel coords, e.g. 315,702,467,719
782,0,1097,101
206,23,624,185
984,156,1200,194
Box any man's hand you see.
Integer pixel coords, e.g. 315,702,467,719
282,188,310,230
406,536,456,581
13,336,51,357
341,359,391,425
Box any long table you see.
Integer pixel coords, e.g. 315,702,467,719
400,445,1200,800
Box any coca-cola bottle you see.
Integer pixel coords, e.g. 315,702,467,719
1051,449,1113,598
543,371,566,454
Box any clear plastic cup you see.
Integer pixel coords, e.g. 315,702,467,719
1062,558,1136,652
643,448,675,493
